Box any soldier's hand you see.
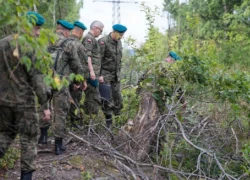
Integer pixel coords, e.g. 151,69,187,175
90,71,96,80
99,76,104,83
73,84,81,91
82,80,87,91
43,109,51,121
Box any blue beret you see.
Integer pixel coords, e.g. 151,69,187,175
112,24,127,33
169,51,181,60
57,20,74,30
74,21,87,30
26,12,45,26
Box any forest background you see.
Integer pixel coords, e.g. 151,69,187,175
1,0,250,179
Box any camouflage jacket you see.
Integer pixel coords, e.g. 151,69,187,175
0,34,49,107
82,32,101,78
98,33,123,82
53,32,85,77
69,34,89,78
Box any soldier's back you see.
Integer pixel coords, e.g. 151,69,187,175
0,35,36,107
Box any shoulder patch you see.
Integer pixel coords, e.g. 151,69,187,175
87,39,92,42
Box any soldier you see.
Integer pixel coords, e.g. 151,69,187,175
82,20,104,115
0,12,51,180
51,20,86,155
69,21,88,128
165,51,181,63
137,51,186,110
165,51,186,108
98,24,127,128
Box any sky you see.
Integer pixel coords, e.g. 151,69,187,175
79,0,170,45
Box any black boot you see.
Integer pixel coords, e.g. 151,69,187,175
38,128,48,144
21,171,33,180
105,114,112,129
55,138,66,155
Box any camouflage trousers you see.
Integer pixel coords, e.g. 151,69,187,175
101,81,123,116
0,106,39,172
51,88,70,138
83,83,101,115
69,88,82,121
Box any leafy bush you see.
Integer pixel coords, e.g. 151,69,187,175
0,147,20,170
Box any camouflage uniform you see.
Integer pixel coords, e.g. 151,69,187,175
0,34,49,172
68,34,88,124
82,32,101,115
52,32,85,138
98,33,123,116
136,66,185,113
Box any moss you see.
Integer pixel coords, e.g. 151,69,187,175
69,155,83,168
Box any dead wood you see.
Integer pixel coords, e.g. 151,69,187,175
117,92,161,161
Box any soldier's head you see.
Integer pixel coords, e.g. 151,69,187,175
26,12,45,37
165,51,181,63
56,20,74,37
90,20,104,37
72,21,87,40
111,24,127,41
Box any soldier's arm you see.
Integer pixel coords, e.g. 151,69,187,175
27,60,50,107
77,43,89,79
98,38,106,79
119,42,123,71
83,37,95,80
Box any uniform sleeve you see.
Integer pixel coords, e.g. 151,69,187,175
78,43,89,78
82,37,94,57
119,43,123,71
65,40,85,76
98,38,106,76
28,59,50,107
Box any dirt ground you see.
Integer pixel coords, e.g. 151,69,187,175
0,129,111,180
0,126,161,180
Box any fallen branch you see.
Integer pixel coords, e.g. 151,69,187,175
68,131,216,180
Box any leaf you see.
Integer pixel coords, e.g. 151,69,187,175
13,48,19,57
54,76,61,87
152,92,160,101
69,73,75,81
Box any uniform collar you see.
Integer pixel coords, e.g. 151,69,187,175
69,34,79,40
56,32,65,39
88,31,95,38
108,33,118,44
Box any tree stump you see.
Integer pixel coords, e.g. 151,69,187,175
118,92,161,161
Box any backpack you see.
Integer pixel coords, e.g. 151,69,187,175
48,38,70,75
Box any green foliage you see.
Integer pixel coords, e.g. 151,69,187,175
80,171,92,180
0,147,20,170
115,87,139,127
37,0,84,29
0,0,84,91
242,143,250,175
121,1,250,178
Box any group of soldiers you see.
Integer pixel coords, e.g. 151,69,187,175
0,11,126,180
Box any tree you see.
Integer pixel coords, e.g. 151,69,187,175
0,0,84,37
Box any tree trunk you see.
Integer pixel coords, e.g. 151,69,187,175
117,92,161,161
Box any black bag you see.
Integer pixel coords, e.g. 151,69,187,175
99,84,111,101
